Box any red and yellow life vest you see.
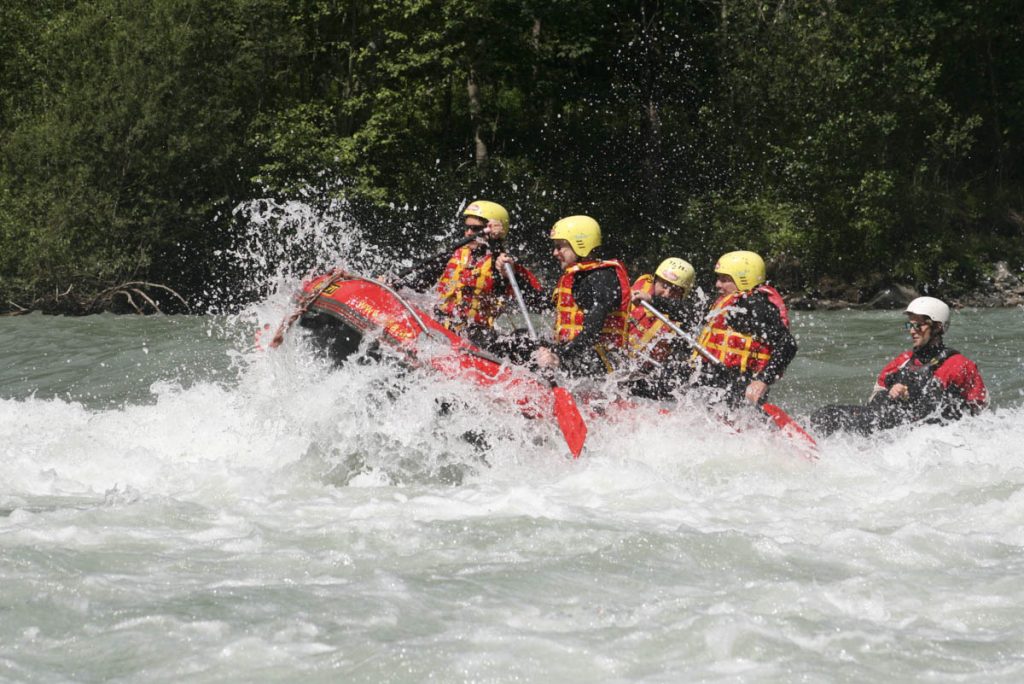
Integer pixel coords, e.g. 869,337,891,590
552,260,631,351
696,284,789,374
626,274,673,360
435,246,502,331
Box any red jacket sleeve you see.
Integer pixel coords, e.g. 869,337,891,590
935,354,988,408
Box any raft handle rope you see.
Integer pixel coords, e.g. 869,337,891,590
267,268,351,349
267,269,443,349
349,274,439,339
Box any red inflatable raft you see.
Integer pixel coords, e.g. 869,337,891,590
265,269,588,457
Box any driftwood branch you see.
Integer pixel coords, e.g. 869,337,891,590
129,287,161,313
92,281,191,314
2,280,190,315
3,301,30,316
117,281,189,310
113,289,143,314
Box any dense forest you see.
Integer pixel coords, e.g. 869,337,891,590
1,0,1022,313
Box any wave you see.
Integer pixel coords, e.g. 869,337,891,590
3,328,1022,509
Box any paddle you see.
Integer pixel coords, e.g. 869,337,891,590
392,233,480,286
504,262,588,458
639,299,817,452
758,400,818,452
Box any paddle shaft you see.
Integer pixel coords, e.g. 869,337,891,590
503,261,587,458
639,299,720,366
393,233,479,284
503,262,537,340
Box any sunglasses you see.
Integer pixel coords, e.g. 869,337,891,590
656,277,686,294
464,223,487,231
904,321,930,332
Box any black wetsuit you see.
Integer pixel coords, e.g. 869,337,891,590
648,294,703,341
695,289,798,404
625,294,703,400
549,266,626,378
810,341,973,437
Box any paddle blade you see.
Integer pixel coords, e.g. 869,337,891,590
761,402,819,458
551,386,587,458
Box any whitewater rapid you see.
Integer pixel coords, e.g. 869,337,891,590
2,305,1023,681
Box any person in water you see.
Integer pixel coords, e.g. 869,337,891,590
624,257,702,398
533,215,632,378
810,296,988,436
692,250,797,405
429,200,543,348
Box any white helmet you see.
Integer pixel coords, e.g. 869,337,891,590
904,296,950,333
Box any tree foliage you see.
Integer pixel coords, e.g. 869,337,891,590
1,0,1022,311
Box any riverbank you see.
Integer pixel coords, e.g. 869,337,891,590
1,281,191,317
784,261,1024,311
3,261,1022,317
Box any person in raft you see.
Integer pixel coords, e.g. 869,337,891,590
624,257,702,399
691,250,797,406
533,215,632,378
810,297,988,436
429,200,543,349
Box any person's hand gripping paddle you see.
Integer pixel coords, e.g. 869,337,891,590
504,262,587,458
640,300,817,455
391,233,479,287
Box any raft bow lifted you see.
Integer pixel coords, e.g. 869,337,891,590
267,269,588,458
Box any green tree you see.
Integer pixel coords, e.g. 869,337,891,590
1,0,278,309
2,0,1021,312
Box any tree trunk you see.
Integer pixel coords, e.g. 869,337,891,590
467,67,488,169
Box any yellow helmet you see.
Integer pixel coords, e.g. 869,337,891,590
550,215,601,258
655,257,695,295
463,200,510,238
714,250,766,291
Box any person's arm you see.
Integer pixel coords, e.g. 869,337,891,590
743,294,797,385
512,263,547,311
952,356,989,413
494,254,547,311
401,235,481,291
556,268,621,365
404,259,448,292
648,295,693,328
664,299,702,356
866,355,903,403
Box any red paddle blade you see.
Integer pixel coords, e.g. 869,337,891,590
552,386,587,458
760,402,819,458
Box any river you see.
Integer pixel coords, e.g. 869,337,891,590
2,302,1023,682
